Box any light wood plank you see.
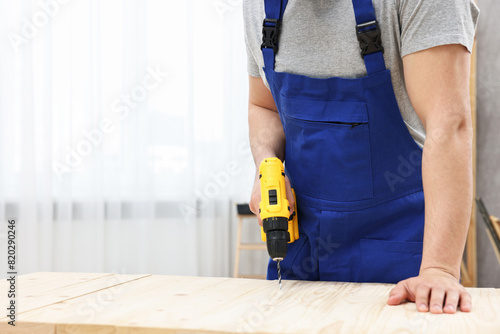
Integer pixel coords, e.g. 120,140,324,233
0,272,112,296
236,274,267,279
2,273,499,334
0,272,150,323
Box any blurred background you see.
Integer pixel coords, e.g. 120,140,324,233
0,0,498,287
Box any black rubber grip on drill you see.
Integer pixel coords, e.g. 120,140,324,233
263,217,289,259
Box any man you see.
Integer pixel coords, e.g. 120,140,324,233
245,0,479,314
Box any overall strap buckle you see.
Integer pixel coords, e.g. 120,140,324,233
261,18,281,53
356,20,384,58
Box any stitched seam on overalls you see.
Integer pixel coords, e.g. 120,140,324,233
296,187,424,212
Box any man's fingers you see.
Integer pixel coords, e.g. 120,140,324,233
284,175,294,215
389,274,471,313
429,288,445,314
249,200,263,226
249,200,257,215
443,289,460,314
387,283,407,305
249,176,263,226
459,289,472,312
415,284,431,312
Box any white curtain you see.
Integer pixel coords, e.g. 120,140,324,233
0,0,257,277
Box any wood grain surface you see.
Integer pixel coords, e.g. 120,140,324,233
1,273,499,333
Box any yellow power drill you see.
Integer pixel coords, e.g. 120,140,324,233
259,157,299,289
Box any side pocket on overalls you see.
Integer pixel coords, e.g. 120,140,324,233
360,238,423,283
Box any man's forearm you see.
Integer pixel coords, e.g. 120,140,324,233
388,45,473,312
248,103,286,168
420,119,473,279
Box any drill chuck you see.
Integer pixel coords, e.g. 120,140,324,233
262,216,290,260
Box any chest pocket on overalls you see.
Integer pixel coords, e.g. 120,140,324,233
281,95,374,202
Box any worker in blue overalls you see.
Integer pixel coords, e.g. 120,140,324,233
246,0,479,314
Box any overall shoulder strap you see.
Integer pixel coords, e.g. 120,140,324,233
262,0,385,74
261,0,289,70
352,0,386,74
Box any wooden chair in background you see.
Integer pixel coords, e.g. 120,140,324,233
233,204,267,279
476,197,500,266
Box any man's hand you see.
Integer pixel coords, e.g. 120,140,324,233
387,268,472,314
249,169,294,226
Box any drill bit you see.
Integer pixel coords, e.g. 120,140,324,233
277,259,282,290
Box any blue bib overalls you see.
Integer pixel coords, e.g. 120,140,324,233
261,0,425,284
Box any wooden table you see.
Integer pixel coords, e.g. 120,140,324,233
1,272,499,333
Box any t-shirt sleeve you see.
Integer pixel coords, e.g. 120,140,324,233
245,35,262,78
398,0,480,57
243,0,262,78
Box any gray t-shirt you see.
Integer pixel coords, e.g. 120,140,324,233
244,0,479,147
